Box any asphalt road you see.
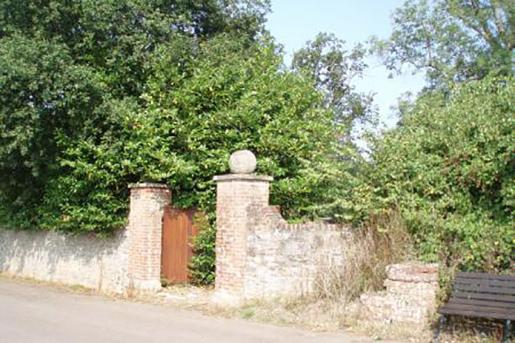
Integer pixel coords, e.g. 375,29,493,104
0,278,374,343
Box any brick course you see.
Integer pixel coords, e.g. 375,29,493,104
213,174,272,303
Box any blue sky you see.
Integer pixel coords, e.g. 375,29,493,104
265,0,425,129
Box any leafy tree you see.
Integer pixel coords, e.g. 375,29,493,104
0,0,270,97
0,35,106,228
292,33,374,134
40,34,355,234
0,0,271,231
0,0,360,238
374,0,514,88
355,76,514,272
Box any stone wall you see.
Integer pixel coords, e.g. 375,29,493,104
245,220,351,298
0,183,170,294
359,262,439,326
0,229,129,294
213,151,440,311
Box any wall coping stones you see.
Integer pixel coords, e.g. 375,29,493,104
386,262,439,283
128,182,169,190
275,222,348,231
213,174,273,182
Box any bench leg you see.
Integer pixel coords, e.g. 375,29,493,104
502,319,511,343
433,315,446,343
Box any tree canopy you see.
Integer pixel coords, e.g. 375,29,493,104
0,1,361,237
1,0,512,283
292,33,373,133
374,0,513,88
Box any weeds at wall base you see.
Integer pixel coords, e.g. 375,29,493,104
0,272,98,296
312,210,414,302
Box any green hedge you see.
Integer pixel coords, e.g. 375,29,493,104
356,76,514,272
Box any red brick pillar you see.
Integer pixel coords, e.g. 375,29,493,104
213,151,272,303
127,183,171,292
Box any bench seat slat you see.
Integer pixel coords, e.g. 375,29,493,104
454,290,515,303
448,297,515,309
440,302,514,316
439,307,515,321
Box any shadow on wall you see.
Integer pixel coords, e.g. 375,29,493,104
0,228,129,293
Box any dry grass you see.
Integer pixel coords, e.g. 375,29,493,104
213,298,506,343
312,210,414,302
350,320,432,342
227,297,353,331
436,317,506,343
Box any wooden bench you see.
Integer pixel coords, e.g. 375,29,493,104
435,272,515,342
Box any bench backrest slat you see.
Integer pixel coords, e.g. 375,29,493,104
453,272,515,296
453,281,515,295
455,277,515,288
456,272,515,281
453,290,515,303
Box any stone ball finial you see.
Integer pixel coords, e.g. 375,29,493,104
229,150,257,174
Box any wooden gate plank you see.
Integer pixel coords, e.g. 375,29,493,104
161,206,198,283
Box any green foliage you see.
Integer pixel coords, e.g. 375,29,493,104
367,0,514,274
292,33,374,131
0,0,275,234
0,1,368,284
142,35,358,282
374,0,514,88
0,34,106,229
189,213,216,285
356,76,514,272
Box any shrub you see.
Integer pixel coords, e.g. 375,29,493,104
189,213,216,285
356,76,514,273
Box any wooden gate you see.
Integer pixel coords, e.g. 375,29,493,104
161,206,198,283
